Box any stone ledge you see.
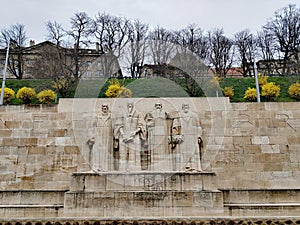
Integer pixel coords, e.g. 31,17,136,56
2,218,300,223
0,189,69,192
221,188,300,191
222,189,300,204
73,171,216,176
0,205,64,208
224,203,300,217
225,203,300,207
70,171,218,192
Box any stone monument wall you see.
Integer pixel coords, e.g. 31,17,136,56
0,98,299,191
0,104,89,190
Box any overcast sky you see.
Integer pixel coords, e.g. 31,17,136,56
0,0,298,44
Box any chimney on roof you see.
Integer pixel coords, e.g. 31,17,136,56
96,42,99,52
29,40,35,46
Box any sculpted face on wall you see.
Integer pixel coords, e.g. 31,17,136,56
86,101,203,172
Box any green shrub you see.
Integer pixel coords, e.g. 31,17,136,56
261,82,280,101
244,87,257,101
0,87,15,104
288,82,300,100
37,89,56,104
16,87,36,103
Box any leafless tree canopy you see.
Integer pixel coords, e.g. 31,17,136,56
263,4,300,74
208,29,234,77
126,20,149,77
173,24,209,61
46,21,65,46
234,29,255,77
148,26,175,65
0,23,27,79
1,4,299,81
91,13,131,55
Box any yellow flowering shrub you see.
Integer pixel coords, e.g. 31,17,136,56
52,78,67,90
258,74,268,87
244,87,257,101
16,87,36,103
288,82,300,100
210,76,221,88
261,82,280,101
222,86,234,98
105,78,132,98
105,84,122,98
118,87,132,98
0,87,15,104
37,89,56,104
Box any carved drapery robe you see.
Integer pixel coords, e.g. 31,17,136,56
172,110,202,171
145,109,171,171
114,109,146,171
87,113,113,171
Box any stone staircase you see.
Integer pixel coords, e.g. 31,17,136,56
223,189,300,216
64,171,224,217
0,190,67,218
2,187,300,218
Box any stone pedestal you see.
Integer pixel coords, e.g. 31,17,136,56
64,171,224,217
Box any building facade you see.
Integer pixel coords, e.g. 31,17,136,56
0,41,107,79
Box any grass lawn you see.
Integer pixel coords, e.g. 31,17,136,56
219,76,300,102
2,76,300,103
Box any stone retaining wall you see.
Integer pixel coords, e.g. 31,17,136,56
0,98,299,190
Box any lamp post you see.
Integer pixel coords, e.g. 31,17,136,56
0,38,11,105
253,57,260,103
249,35,260,103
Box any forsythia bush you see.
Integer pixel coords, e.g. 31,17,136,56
210,76,221,88
0,87,15,104
105,83,122,98
105,78,132,98
37,89,56,104
258,73,268,87
52,78,67,90
16,87,36,103
118,87,132,98
244,87,257,101
288,82,300,100
261,82,280,100
222,86,234,98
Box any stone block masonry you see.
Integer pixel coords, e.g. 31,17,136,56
0,98,299,219
0,104,89,191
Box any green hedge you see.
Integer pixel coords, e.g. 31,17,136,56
2,76,300,103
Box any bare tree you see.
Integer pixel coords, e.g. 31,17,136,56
90,13,132,77
264,4,300,74
125,20,148,78
0,23,27,79
32,44,77,97
46,21,65,46
256,29,279,75
208,29,234,77
173,24,209,61
234,29,255,77
92,13,131,55
67,12,92,79
148,26,175,65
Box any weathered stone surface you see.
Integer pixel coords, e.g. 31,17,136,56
0,99,300,219
64,189,223,217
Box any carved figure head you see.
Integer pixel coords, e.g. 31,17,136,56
101,104,109,114
127,101,134,113
155,102,162,110
182,103,190,113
